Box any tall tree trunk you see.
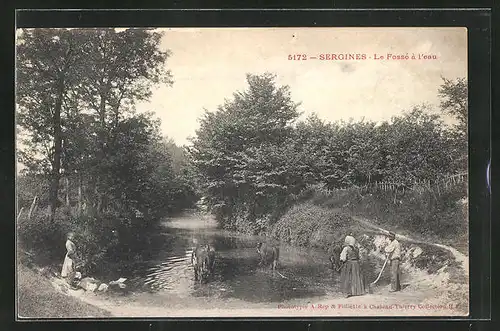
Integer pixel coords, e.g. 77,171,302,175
77,172,83,215
97,90,107,214
65,176,70,207
99,92,106,146
48,80,64,222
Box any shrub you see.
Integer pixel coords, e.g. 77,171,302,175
408,243,458,274
270,202,363,251
19,208,112,272
306,182,467,245
18,209,67,264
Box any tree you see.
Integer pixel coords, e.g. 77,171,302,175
294,115,348,189
164,138,189,175
438,77,467,136
96,113,167,217
189,73,302,229
343,120,384,185
17,28,173,218
438,77,468,173
379,106,459,183
74,28,173,212
163,139,199,211
17,29,85,221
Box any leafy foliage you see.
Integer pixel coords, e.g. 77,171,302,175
305,180,467,247
438,77,467,136
271,202,356,248
190,74,467,234
189,73,304,230
16,28,195,272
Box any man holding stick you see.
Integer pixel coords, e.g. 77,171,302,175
384,231,401,292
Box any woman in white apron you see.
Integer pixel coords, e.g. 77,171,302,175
61,232,77,284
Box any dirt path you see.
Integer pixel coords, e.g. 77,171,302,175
351,216,468,273
56,278,464,317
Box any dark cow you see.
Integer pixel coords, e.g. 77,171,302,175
256,242,279,270
328,242,343,272
191,244,216,283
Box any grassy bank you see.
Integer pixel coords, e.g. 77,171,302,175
298,183,468,254
17,264,110,319
270,203,367,249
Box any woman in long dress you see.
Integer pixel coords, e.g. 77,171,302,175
339,235,365,297
61,232,77,285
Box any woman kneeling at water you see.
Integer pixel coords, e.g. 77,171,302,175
339,235,365,298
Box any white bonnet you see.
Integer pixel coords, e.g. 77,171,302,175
344,235,356,246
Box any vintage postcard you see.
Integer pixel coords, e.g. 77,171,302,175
16,27,468,318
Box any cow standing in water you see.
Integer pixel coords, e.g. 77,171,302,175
256,242,279,271
328,242,343,273
191,244,216,283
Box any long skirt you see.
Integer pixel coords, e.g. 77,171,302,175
61,253,75,281
340,260,365,296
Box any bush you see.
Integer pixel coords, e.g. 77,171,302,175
408,243,458,274
305,182,467,245
18,209,67,264
270,201,466,280
18,208,113,272
270,202,363,251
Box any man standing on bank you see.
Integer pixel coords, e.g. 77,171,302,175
384,231,401,292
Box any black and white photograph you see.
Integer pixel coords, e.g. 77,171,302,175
16,27,469,318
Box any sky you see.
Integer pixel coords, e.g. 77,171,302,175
134,27,467,146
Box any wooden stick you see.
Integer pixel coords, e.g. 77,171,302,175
276,270,288,279
28,195,37,221
371,255,390,285
17,207,24,222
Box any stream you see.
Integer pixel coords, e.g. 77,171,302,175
94,214,389,308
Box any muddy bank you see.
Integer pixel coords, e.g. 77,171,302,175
47,272,465,317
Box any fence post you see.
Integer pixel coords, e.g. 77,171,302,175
17,207,24,222
65,176,70,207
78,175,83,215
28,195,38,221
